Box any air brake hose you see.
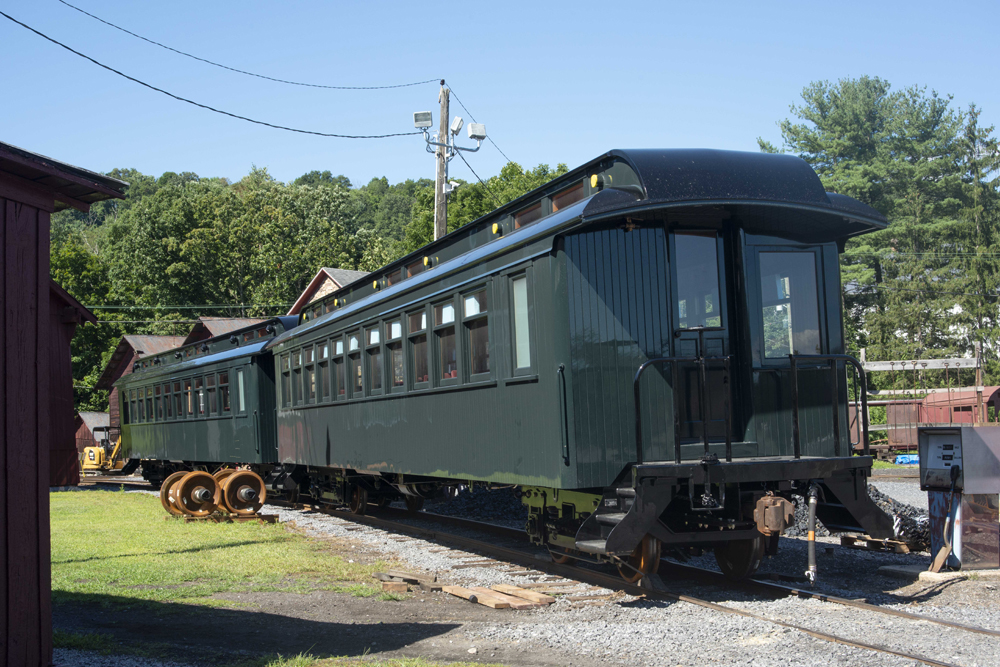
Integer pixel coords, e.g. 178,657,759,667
929,465,961,573
805,482,819,586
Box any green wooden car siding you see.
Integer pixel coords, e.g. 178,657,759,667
119,354,278,466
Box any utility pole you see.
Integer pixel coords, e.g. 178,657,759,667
412,87,487,242
434,81,450,240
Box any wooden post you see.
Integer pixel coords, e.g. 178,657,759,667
434,80,449,241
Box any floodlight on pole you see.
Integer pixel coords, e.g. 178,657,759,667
413,83,488,240
413,111,433,129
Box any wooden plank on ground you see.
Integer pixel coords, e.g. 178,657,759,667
509,570,545,577
385,569,437,583
518,581,579,589
469,587,544,609
382,581,408,593
442,585,510,609
452,562,498,569
491,585,556,604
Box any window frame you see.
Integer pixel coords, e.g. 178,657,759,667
386,317,405,394
462,285,491,383
333,336,347,401
318,339,330,402
670,230,727,333
348,331,363,398
280,353,291,408
219,371,231,415
433,296,460,388
408,307,430,391
303,344,317,405
509,269,536,376
366,324,384,397
751,244,827,366
236,368,247,414
291,348,303,406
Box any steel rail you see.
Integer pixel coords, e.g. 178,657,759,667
265,500,964,667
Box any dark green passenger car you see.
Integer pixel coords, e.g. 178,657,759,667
269,149,897,579
117,318,297,487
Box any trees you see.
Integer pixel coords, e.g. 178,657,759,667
762,76,1000,382
403,162,569,253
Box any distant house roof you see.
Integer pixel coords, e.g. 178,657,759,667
287,267,369,316
94,335,186,389
0,140,128,212
182,317,267,345
76,411,109,434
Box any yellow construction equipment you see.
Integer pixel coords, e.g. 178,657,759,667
81,427,137,476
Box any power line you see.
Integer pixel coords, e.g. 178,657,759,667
56,0,438,91
95,320,202,324
447,84,515,165
456,151,503,208
0,10,421,139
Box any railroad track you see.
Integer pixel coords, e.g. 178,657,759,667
270,498,992,667
80,480,990,666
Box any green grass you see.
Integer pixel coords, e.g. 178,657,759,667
51,490,392,606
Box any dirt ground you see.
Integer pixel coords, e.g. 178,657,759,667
54,589,588,667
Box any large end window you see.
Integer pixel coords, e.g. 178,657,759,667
759,252,822,358
675,232,722,329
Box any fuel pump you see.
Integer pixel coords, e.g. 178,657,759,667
918,427,1000,571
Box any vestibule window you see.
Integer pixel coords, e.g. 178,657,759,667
280,354,291,408
334,339,346,399
349,333,363,397
220,372,230,413
207,374,217,414
759,252,821,358
675,232,722,329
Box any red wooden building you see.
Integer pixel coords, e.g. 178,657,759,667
95,335,185,432
49,281,98,488
1,141,127,666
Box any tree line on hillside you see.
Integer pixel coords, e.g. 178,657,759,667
52,160,567,409
54,75,1000,412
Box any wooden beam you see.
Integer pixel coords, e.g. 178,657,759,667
0,145,125,201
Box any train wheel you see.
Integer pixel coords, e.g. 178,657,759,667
159,471,188,516
348,486,368,515
213,468,236,485
549,547,577,565
404,496,424,513
618,535,661,583
175,471,221,517
714,535,766,581
220,471,267,516
375,496,393,509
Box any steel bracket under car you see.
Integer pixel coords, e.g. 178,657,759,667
574,456,895,557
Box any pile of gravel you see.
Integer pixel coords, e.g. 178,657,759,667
423,486,528,529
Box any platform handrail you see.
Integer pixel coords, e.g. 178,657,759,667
788,353,869,458
633,351,733,466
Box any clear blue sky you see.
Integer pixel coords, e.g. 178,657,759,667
3,1,998,188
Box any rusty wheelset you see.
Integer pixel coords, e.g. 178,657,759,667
158,468,267,517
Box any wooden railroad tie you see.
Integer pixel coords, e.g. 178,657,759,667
841,535,911,554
